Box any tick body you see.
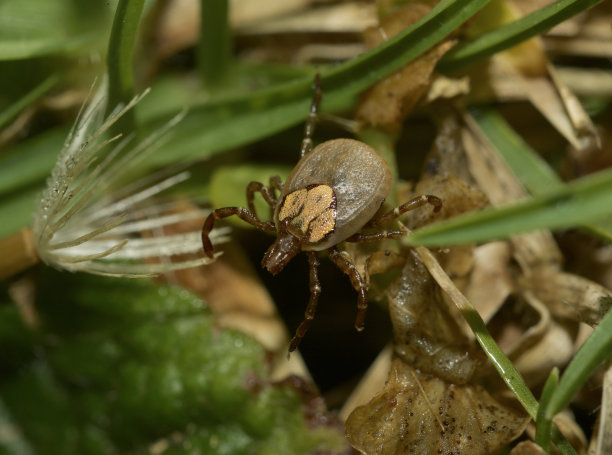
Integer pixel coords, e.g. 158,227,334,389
202,75,441,352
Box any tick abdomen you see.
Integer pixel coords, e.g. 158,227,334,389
277,138,392,250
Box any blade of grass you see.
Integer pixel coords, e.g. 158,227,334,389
0,0,110,60
438,0,603,72
416,246,577,454
142,0,491,167
199,0,231,87
0,73,59,129
407,166,612,247
469,106,612,242
106,0,145,132
544,307,612,422
535,368,559,453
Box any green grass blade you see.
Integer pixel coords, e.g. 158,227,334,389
142,0,491,167
544,308,612,421
408,166,612,247
106,0,145,131
438,0,603,71
0,0,111,60
469,106,612,242
0,74,59,129
469,106,564,194
535,368,559,453
199,0,232,87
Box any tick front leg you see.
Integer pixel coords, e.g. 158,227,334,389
327,247,368,331
246,181,277,218
365,194,442,228
201,207,275,258
288,251,320,353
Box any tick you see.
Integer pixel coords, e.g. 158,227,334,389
202,75,441,352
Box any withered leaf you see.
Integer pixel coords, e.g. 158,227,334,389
346,357,528,455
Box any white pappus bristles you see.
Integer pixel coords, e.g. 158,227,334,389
32,79,229,277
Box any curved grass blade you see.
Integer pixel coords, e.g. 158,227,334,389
407,166,612,247
0,74,59,129
0,0,111,60
543,308,612,423
143,0,491,168
469,106,612,242
106,0,145,132
438,0,603,72
535,368,559,453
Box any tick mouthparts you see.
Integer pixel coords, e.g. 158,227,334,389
261,232,301,275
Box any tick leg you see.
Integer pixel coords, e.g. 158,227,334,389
288,251,320,353
327,247,368,332
365,194,442,228
345,230,406,243
269,175,283,198
201,207,275,258
246,181,277,219
300,73,322,158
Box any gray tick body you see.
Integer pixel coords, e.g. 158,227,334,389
202,75,441,353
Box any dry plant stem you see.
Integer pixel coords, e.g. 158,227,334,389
0,228,39,280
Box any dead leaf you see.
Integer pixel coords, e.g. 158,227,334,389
356,4,457,131
346,357,528,455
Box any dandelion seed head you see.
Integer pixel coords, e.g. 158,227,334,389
33,79,227,277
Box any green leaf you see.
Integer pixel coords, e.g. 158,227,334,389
0,0,113,60
1,271,347,454
407,166,612,247
209,164,292,227
438,0,603,71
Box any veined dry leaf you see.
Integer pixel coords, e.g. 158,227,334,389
355,3,457,131
346,357,528,455
345,251,528,454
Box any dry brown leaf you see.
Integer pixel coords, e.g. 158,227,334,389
344,248,528,453
510,440,548,455
346,357,528,455
355,3,457,130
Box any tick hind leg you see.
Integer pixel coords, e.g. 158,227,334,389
327,247,368,332
300,73,322,158
289,251,321,353
201,206,275,258
366,194,442,228
345,195,442,243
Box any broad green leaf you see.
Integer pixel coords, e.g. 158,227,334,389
0,126,68,196
0,185,43,238
1,271,347,454
209,164,292,227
